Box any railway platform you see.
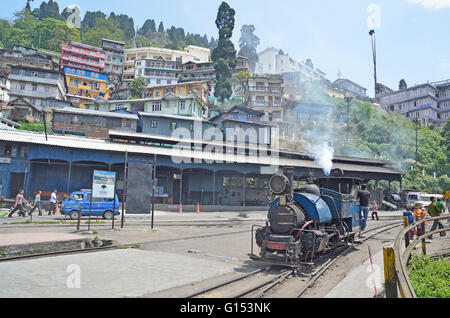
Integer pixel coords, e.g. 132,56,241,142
0,232,90,258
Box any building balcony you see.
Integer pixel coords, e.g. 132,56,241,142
62,55,105,70
62,44,106,60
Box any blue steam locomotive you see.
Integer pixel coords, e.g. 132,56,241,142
250,168,362,266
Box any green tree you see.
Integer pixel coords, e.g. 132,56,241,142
135,35,151,48
158,21,164,33
32,0,62,21
235,71,251,103
399,79,408,90
212,2,236,103
129,75,148,98
109,13,135,41
82,18,125,47
81,11,106,33
238,25,259,73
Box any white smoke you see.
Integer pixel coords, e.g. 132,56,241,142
305,140,335,176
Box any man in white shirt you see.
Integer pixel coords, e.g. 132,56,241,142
49,189,57,215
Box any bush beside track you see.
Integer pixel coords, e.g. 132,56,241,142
408,254,450,298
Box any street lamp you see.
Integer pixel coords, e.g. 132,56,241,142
369,30,377,98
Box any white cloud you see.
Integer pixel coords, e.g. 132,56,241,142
406,0,450,9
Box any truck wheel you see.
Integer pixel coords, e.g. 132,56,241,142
103,210,114,220
69,210,80,220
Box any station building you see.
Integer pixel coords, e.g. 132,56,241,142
0,128,403,210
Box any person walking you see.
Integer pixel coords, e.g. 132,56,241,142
428,197,446,240
49,189,57,215
8,190,29,218
358,184,371,232
371,201,379,221
436,198,445,215
28,190,43,216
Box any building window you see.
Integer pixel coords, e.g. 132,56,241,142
20,83,25,90
189,123,194,132
151,120,158,128
152,102,162,112
180,101,186,110
32,84,38,91
170,122,177,130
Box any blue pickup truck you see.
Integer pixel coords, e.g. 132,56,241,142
61,191,120,220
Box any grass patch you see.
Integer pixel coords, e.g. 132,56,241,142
408,254,450,298
116,244,141,249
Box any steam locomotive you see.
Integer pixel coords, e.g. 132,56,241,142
250,167,362,266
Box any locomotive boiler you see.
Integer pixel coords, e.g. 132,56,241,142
250,167,362,266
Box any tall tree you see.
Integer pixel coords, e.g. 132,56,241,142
238,25,259,73
158,21,164,33
399,79,408,90
109,13,135,41
130,75,148,98
81,11,106,33
33,0,62,21
212,2,236,102
82,18,125,47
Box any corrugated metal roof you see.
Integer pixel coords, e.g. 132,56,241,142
0,129,403,176
53,107,139,120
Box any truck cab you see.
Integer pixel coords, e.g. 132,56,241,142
61,190,120,220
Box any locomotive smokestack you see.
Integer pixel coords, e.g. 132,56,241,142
283,167,294,196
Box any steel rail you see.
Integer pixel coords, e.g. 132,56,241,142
393,215,450,298
0,244,120,263
250,270,294,298
229,269,293,299
184,267,271,298
295,221,403,298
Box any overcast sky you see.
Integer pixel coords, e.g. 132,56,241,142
3,0,450,96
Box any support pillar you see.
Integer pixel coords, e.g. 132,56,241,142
243,173,246,207
66,162,72,195
213,171,216,206
180,169,183,205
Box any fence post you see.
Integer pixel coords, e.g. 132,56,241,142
383,247,398,298
420,215,427,256
403,216,410,248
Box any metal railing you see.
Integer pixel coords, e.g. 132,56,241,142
387,215,450,298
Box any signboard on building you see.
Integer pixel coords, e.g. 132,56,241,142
92,170,116,199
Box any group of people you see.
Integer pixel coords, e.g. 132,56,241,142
357,185,447,238
7,189,58,218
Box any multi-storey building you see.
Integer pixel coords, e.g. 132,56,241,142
123,45,210,84
377,80,450,126
134,56,182,86
255,47,327,81
64,66,109,107
180,61,215,83
142,81,210,106
8,65,67,111
332,79,367,98
87,93,205,119
61,41,106,73
61,41,109,106
102,38,125,87
52,107,138,139
247,74,284,123
0,48,59,71
0,72,10,105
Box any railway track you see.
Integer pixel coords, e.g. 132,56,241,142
185,221,403,299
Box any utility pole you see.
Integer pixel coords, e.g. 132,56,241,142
369,30,377,98
415,115,419,163
345,96,353,145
